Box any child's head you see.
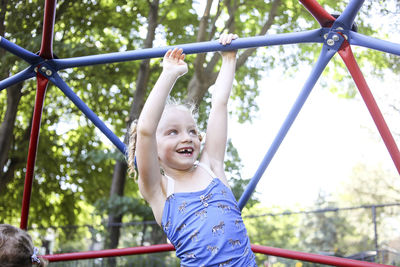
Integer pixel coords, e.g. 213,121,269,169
128,98,202,177
156,102,202,171
0,224,48,267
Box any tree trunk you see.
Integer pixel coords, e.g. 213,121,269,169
105,160,127,248
0,0,7,36
0,0,25,193
106,1,160,264
0,85,23,192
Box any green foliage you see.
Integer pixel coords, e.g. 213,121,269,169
95,195,152,219
340,163,400,204
0,0,143,235
244,204,301,248
338,164,400,252
298,193,356,255
243,204,302,265
232,64,261,123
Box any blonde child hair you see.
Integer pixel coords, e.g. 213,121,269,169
0,224,48,267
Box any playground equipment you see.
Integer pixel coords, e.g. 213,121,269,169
1,0,399,266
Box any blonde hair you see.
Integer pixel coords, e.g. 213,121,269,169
127,98,201,179
127,119,138,179
0,224,48,267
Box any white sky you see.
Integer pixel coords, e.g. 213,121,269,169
229,65,399,208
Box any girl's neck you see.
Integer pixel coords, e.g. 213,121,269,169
162,163,197,181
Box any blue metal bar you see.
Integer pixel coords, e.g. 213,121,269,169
349,32,400,56
53,29,325,70
333,0,364,30
49,73,126,154
238,44,338,210
0,36,41,64
0,67,36,91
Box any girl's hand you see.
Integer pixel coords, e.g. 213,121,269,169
219,33,238,46
162,47,188,77
219,33,238,59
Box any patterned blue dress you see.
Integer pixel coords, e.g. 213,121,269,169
161,163,257,267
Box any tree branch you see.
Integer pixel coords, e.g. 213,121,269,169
208,0,223,41
0,84,23,181
193,0,213,84
237,0,281,68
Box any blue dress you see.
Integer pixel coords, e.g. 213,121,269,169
161,163,257,267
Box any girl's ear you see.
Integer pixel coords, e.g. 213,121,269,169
198,132,205,142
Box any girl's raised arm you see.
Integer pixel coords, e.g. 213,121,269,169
202,34,238,186
136,48,187,208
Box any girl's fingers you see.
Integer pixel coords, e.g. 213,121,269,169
163,47,186,68
169,47,183,59
169,47,177,58
175,48,183,58
219,34,227,45
165,49,172,58
219,33,238,45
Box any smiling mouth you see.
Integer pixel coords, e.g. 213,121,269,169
177,148,194,156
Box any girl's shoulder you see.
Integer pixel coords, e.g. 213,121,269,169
197,159,230,188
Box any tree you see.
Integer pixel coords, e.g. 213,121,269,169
298,192,356,257
338,163,400,254
340,163,400,204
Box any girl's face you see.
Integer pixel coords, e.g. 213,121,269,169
156,106,201,171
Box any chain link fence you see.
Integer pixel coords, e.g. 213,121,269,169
30,203,400,266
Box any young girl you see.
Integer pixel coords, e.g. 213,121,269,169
0,224,48,267
128,33,257,266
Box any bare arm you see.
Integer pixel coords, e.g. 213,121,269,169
201,34,238,185
136,48,187,206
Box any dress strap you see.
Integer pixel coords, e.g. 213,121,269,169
165,175,175,197
196,161,217,178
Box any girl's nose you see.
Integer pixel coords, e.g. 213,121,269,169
181,132,193,143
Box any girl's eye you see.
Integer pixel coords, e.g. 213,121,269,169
168,130,177,135
189,129,197,136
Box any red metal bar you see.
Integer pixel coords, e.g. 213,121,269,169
43,243,394,266
20,74,49,230
338,42,400,174
39,0,57,59
20,0,57,230
43,244,175,262
299,0,336,27
251,244,394,267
